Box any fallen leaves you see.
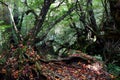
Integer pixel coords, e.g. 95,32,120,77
41,61,112,80
12,70,19,79
0,44,115,80
1,68,6,74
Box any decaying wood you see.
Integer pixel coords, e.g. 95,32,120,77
39,50,100,64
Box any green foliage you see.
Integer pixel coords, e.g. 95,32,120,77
0,20,4,24
93,0,104,25
0,24,11,31
0,57,6,64
94,55,103,61
107,63,120,76
0,0,120,79
0,0,120,78
27,0,44,9
21,13,35,35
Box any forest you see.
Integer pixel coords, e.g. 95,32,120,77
0,0,120,80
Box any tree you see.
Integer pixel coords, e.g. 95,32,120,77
0,0,120,79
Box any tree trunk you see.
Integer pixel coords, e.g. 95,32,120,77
109,0,120,31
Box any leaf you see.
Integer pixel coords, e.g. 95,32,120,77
1,68,6,74
35,62,41,71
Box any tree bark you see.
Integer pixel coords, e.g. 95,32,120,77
109,0,120,31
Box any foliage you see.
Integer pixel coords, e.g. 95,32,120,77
107,63,120,76
0,0,120,79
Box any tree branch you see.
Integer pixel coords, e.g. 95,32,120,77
25,9,38,21
0,1,23,41
87,0,98,32
0,1,8,6
34,5,76,43
30,0,55,40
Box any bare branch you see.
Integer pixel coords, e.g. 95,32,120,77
0,1,23,41
30,0,55,40
34,5,76,43
0,1,18,32
0,1,8,6
25,9,38,21
8,7,18,32
49,5,76,30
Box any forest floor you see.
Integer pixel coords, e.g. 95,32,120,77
41,60,113,80
0,46,115,80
